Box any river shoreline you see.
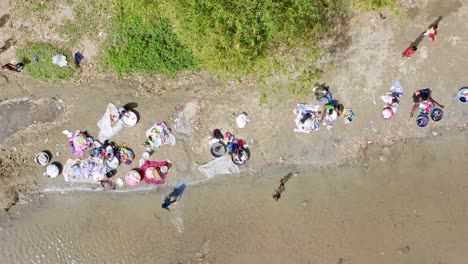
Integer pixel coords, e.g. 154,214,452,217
1,130,466,263
1,0,468,211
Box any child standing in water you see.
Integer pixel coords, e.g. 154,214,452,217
272,173,296,201
272,178,285,201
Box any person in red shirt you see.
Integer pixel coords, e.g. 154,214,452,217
423,25,438,41
402,46,417,58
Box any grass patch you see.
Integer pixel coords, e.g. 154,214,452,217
59,0,112,46
353,0,402,14
60,19,80,43
169,0,345,78
13,1,58,20
104,0,196,76
16,43,77,82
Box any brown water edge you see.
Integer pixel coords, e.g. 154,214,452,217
0,131,467,264
0,98,60,144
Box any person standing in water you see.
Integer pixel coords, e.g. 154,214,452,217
272,173,296,201
161,196,176,211
161,180,186,210
272,178,285,201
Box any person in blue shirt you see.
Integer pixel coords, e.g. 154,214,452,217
161,181,186,211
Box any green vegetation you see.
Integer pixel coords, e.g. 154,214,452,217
16,43,77,82
104,0,196,76
353,0,401,12
169,0,344,77
59,1,111,45
13,0,401,90
14,1,58,20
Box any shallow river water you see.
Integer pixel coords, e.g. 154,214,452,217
0,131,467,264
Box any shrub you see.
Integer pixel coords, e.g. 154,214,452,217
16,43,77,82
170,0,344,77
105,0,197,76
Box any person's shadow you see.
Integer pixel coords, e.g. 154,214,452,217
0,14,10,28
0,38,12,54
280,172,296,192
410,16,443,48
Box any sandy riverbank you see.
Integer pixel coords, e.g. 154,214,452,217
0,0,467,211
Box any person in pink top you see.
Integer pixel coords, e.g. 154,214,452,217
402,46,417,58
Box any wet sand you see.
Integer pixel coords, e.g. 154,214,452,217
1,131,466,263
0,98,60,143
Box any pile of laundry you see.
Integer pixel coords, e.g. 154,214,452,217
144,121,176,149
381,81,403,120
63,130,135,185
64,130,96,156
293,84,355,132
293,103,321,133
63,157,107,183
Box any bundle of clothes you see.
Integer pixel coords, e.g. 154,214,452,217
64,130,96,156
381,81,403,120
144,121,176,149
209,129,249,165
63,157,107,183
293,103,321,133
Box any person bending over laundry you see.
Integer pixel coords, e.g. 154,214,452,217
321,103,338,128
410,88,444,117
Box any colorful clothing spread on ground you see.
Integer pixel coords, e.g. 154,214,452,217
293,103,321,133
145,121,176,149
69,131,93,156
63,157,106,183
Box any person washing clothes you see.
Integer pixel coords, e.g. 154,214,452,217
410,88,444,117
320,103,338,129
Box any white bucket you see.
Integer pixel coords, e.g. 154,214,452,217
35,152,50,166
44,164,59,178
122,111,138,127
